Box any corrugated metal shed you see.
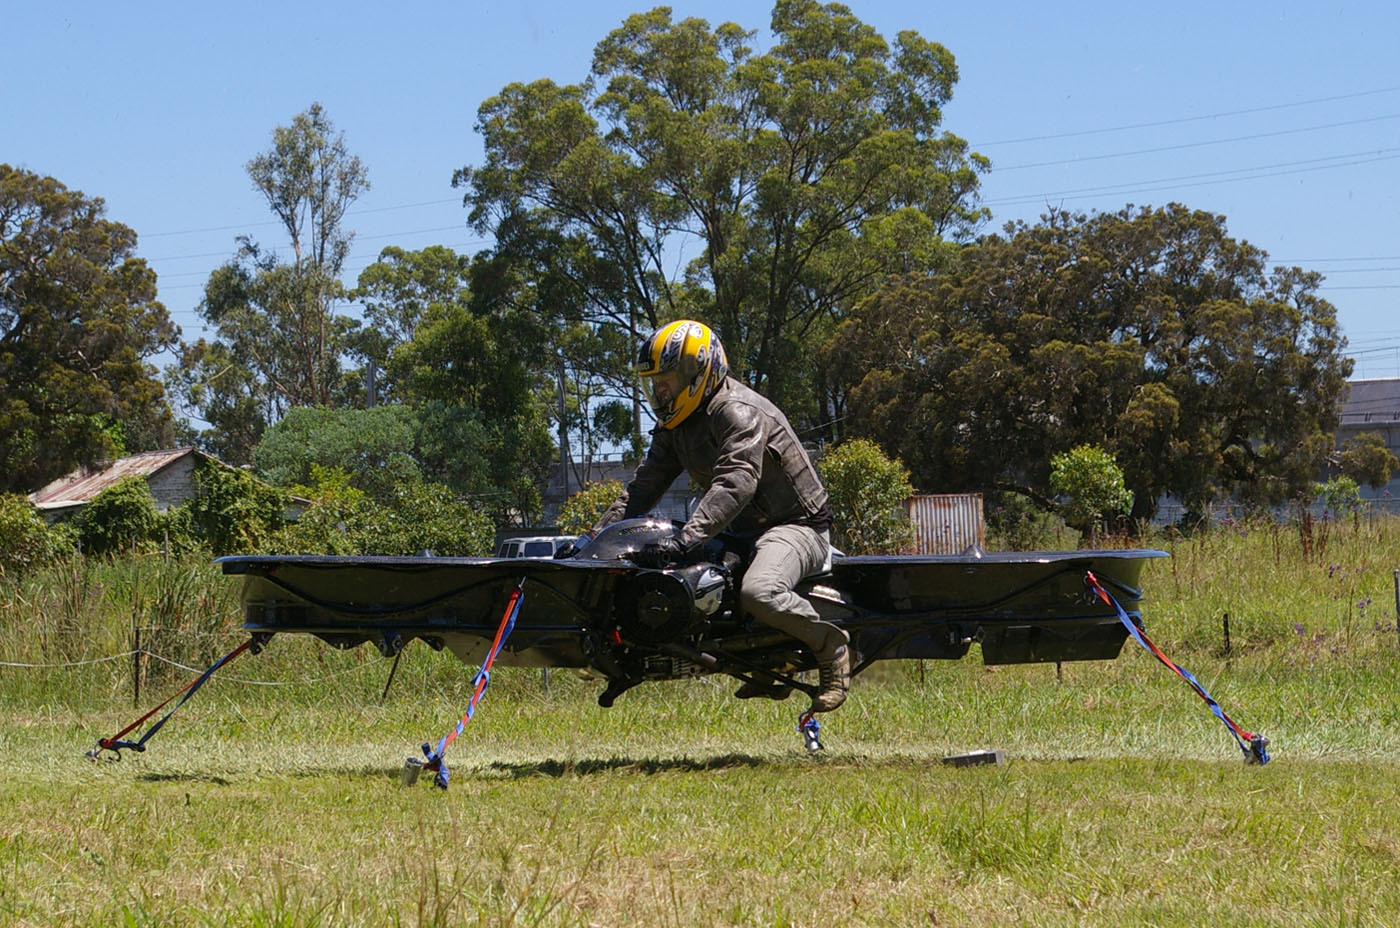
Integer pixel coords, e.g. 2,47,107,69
28,449,207,513
904,493,985,554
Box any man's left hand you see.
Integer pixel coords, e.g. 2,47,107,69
634,536,685,568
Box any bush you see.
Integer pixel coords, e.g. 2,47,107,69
1049,444,1133,543
271,466,371,555
818,439,915,555
1316,475,1362,519
985,492,1072,551
184,458,287,555
273,467,493,556
366,482,495,556
0,494,71,578
557,481,624,535
72,477,160,556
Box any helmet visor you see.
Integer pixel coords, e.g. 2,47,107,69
644,370,686,417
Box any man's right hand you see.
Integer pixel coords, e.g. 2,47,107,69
633,536,685,568
553,535,589,559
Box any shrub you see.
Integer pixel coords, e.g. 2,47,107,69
1049,444,1133,543
818,438,915,555
1316,476,1362,519
985,491,1071,551
0,494,70,578
72,477,160,556
273,467,493,556
557,481,624,535
185,458,287,555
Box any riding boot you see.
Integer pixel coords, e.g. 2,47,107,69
809,643,850,713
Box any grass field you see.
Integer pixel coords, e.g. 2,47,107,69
3,517,1400,926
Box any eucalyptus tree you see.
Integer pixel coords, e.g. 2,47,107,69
176,104,369,461
455,0,987,437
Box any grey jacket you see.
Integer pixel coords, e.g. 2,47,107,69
594,378,828,549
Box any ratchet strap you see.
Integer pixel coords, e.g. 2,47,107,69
1086,571,1269,764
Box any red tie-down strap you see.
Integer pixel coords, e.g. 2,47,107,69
1085,571,1269,765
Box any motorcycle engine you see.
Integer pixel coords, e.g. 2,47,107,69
577,518,730,645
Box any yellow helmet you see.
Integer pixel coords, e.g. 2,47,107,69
636,320,729,429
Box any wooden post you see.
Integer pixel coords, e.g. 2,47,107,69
132,620,141,708
1393,569,1399,649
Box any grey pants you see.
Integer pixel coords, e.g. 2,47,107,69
738,524,847,659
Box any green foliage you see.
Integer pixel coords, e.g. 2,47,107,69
817,438,915,555
396,290,555,524
0,494,70,577
183,458,287,556
72,477,161,557
1336,432,1399,490
557,480,624,535
253,404,423,501
272,465,366,555
1316,475,1362,518
0,165,177,492
350,244,473,402
456,0,986,432
984,491,1072,552
172,105,368,462
833,204,1352,519
274,466,492,556
1049,444,1134,541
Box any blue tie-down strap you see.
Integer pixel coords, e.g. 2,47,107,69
87,639,252,761
421,742,450,790
1086,572,1270,765
408,579,525,790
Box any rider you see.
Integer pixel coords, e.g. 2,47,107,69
587,320,850,713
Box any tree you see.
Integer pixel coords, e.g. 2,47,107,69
557,480,624,535
253,405,424,502
0,494,71,577
817,438,914,554
174,104,369,461
350,245,473,404
0,165,177,492
1335,432,1398,490
831,204,1353,519
390,295,555,524
1048,444,1133,543
455,0,986,439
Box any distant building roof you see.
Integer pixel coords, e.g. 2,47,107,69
27,448,215,512
1339,378,1400,428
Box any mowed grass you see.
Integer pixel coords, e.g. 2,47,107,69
4,517,1400,927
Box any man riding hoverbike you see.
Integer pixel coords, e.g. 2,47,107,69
562,320,850,713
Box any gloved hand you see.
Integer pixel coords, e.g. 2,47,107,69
553,535,589,559
633,536,685,568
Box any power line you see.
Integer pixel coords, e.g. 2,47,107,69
974,85,1400,146
994,113,1400,171
985,151,1400,208
985,147,1400,205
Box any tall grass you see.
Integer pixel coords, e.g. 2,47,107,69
3,517,1400,926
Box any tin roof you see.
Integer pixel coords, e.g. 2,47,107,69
27,448,209,511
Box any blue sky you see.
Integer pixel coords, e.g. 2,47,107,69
8,1,1399,377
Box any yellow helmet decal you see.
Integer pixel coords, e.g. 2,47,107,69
636,320,729,429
